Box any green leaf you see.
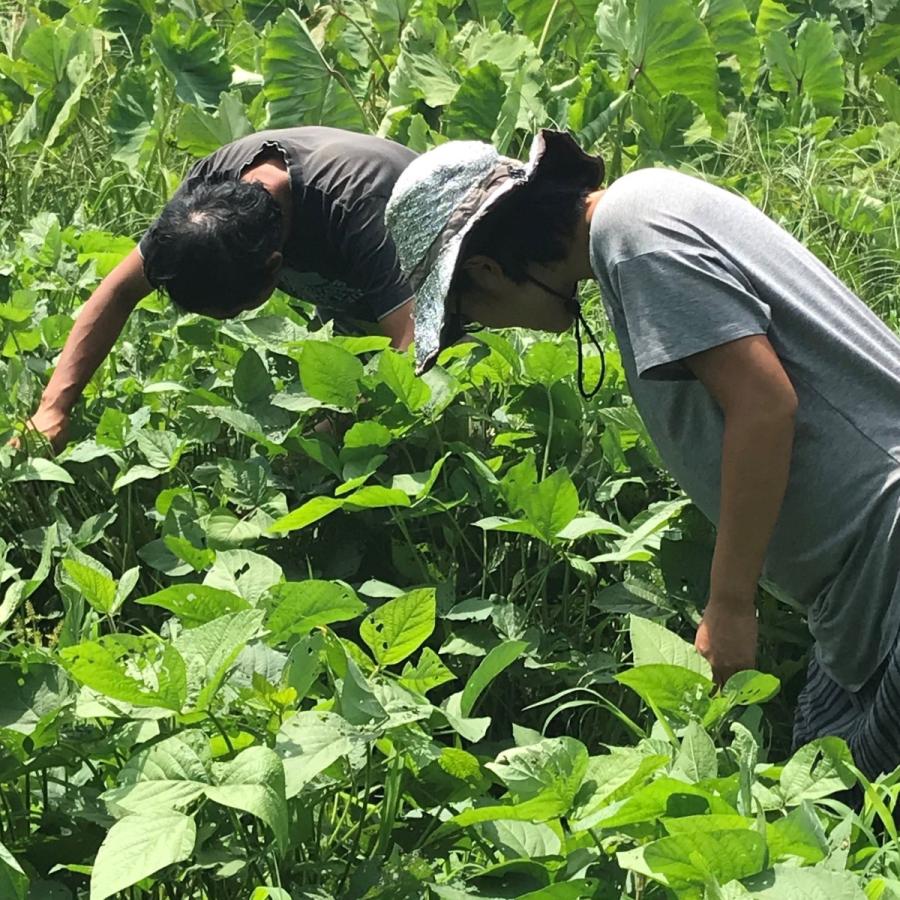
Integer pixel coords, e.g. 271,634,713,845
163,535,216,573
233,348,274,405
204,509,261,550
618,828,766,890
766,802,828,863
299,341,363,408
755,0,796,41
863,16,900,76
205,746,289,852
108,70,157,169
266,580,365,643
629,615,713,679
672,720,718,782
276,710,359,798
520,468,579,543
765,19,844,115
176,91,252,157
342,485,411,509
150,13,231,109
360,588,436,666
596,0,725,136
509,0,598,54
876,74,900,126
262,9,365,129
722,670,780,706
740,865,866,897
89,812,196,900
443,61,506,140
268,496,343,535
136,584,250,626
461,640,527,716
524,341,578,386
0,663,69,735
399,646,456,694
173,609,266,711
705,0,760,96
9,458,73,484
62,558,117,615
779,737,856,805
340,657,388,725
483,819,562,860
615,664,713,724
487,737,588,809
378,349,431,412
0,841,28,900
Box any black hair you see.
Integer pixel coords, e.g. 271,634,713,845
142,179,283,315
453,176,589,293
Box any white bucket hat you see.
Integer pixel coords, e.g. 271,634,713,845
385,129,605,375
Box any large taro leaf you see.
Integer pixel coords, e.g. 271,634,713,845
443,61,506,141
863,9,900,75
596,0,725,137
150,13,231,109
176,92,253,158
262,9,365,130
765,19,844,116
704,0,761,97
89,812,196,900
508,0,598,55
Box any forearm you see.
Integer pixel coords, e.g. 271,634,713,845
710,406,796,607
39,288,136,414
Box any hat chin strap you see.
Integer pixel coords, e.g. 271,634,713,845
523,274,606,399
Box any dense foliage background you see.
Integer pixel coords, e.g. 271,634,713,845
1,0,899,897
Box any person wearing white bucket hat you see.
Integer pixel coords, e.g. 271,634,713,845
386,129,900,779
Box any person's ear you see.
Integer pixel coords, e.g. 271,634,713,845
461,255,504,290
264,251,283,277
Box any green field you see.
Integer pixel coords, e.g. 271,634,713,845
1,0,900,897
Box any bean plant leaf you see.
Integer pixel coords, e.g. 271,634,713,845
460,639,527,716
400,646,456,694
360,588,436,665
520,468,579,543
263,9,365,129
299,341,363,408
9,458,73,484
629,615,712,678
524,340,578,386
136,584,250,626
205,746,289,852
378,349,431,412
0,841,28,900
486,736,589,807
266,580,365,642
276,710,359,798
89,812,196,900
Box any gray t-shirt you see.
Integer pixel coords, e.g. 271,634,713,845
589,167,900,691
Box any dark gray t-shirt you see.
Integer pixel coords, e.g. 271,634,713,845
590,167,900,690
140,127,417,325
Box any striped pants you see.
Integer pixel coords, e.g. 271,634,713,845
793,643,900,780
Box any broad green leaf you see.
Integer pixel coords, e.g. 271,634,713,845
268,495,343,534
233,348,274,406
755,0,796,41
779,737,856,805
672,720,718,782
443,61,506,140
460,640,527,716
766,802,828,863
442,691,492,742
340,657,388,725
740,864,867,897
360,588,435,665
0,841,28,900
150,14,230,109
102,732,210,815
299,341,363,408
163,535,216,572
524,341,578,386
487,737,588,808
136,430,182,470
137,584,250,626
439,747,482,781
175,91,252,157
452,791,570,825
0,663,69,734
342,485,411,509
520,468,579,543
378,349,431,412
263,10,365,129
629,615,712,678
705,0,760,96
266,580,365,643
722,670,780,706
205,746,289,852
483,819,562,860
616,664,713,723
863,17,900,76
89,812,196,900
276,710,359,798
876,74,900,126
204,509,261,550
173,609,266,710
73,231,137,278
62,558,116,615
765,20,844,115
596,0,725,136
509,0,597,54
400,647,456,694
283,633,324,700
9,458,73,484
618,828,766,890
107,70,156,169
592,777,734,829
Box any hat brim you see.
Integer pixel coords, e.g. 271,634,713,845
413,130,604,375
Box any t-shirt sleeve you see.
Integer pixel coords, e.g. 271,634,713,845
333,197,414,321
611,247,772,380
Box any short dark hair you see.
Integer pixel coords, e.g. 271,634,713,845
453,176,589,292
142,179,283,315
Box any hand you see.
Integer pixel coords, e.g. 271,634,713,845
10,405,70,454
694,598,758,687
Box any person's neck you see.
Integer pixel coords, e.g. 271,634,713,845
241,156,293,248
544,189,606,288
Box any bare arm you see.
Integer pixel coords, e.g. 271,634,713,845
26,247,152,450
686,334,798,683
377,298,415,350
